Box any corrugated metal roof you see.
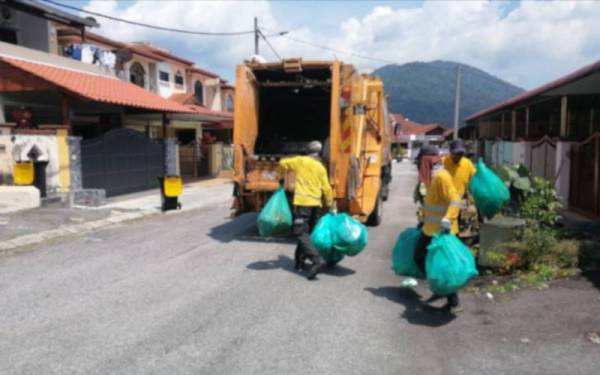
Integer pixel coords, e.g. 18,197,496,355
466,60,600,121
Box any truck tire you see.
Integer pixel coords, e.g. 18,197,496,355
367,191,383,226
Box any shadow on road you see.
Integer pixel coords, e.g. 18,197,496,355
582,270,600,291
246,255,299,276
246,255,356,278
364,286,456,327
209,213,294,244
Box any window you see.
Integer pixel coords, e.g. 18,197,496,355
174,71,184,86
194,81,204,104
0,27,17,45
225,95,234,112
159,71,170,82
129,62,145,88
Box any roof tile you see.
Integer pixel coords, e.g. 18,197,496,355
0,56,192,113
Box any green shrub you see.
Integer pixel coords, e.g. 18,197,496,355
520,177,562,226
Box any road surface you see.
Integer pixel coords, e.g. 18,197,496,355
1,162,598,375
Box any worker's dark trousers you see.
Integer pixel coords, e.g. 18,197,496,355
293,206,323,267
414,233,460,307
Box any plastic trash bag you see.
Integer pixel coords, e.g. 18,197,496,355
391,227,424,278
257,188,293,237
331,213,368,256
425,233,478,296
311,214,345,266
469,159,510,219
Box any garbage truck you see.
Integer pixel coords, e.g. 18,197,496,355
231,58,392,226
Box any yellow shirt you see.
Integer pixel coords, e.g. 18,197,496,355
443,156,476,198
279,156,333,208
422,168,461,236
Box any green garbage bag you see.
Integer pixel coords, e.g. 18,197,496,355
331,213,368,256
425,233,478,296
311,214,345,266
469,159,510,219
257,188,293,237
391,228,424,278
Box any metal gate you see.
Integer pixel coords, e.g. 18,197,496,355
528,136,556,181
570,133,600,218
81,128,165,197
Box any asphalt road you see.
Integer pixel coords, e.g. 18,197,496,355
1,162,599,375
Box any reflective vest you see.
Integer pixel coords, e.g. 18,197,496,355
422,168,461,236
443,156,476,198
279,156,333,208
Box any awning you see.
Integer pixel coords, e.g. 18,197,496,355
0,56,193,113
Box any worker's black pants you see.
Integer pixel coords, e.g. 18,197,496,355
293,206,323,268
414,233,460,307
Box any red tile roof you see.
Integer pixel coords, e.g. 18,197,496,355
466,59,600,121
391,113,443,135
168,93,233,119
188,66,219,79
130,43,194,66
187,104,233,119
0,56,193,113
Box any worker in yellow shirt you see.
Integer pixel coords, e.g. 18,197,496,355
279,141,334,280
413,146,463,312
443,139,476,198
443,139,478,231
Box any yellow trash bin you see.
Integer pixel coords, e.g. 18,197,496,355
158,175,182,211
163,176,183,198
14,161,34,185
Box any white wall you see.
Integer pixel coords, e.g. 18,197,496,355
154,62,188,98
10,135,60,193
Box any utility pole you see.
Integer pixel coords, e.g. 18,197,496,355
453,64,462,140
254,17,259,55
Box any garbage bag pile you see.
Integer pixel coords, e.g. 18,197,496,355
257,188,293,237
311,213,368,266
425,233,478,296
469,159,510,219
391,227,424,279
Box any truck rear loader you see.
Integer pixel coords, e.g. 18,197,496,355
232,59,392,225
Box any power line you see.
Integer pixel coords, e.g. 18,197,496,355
261,27,397,65
261,27,521,89
43,0,256,36
259,32,282,60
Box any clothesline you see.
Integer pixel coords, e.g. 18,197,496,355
64,44,116,70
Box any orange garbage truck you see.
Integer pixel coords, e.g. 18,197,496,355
232,59,393,226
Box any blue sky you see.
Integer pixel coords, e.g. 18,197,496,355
59,0,600,89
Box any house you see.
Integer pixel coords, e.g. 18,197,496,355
0,0,199,200
54,29,234,178
0,0,98,53
463,60,600,219
390,113,448,158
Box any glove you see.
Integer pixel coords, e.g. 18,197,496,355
440,218,452,233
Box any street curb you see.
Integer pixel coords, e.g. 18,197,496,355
0,210,155,253
0,194,233,254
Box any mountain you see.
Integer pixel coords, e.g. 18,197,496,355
374,61,525,127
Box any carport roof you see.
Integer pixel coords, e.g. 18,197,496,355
466,59,600,121
0,56,194,113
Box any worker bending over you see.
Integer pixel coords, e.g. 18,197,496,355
414,146,463,312
279,141,334,280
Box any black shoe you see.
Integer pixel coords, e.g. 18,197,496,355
443,303,464,314
424,294,445,304
294,259,302,270
307,263,323,280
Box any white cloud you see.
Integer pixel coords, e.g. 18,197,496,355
83,0,600,89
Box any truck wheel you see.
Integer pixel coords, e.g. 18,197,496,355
367,192,383,226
